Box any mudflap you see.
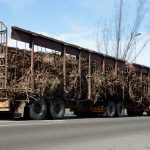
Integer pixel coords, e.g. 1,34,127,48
13,101,27,118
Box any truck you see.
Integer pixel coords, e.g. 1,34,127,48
0,22,150,119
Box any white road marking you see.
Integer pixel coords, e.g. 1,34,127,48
0,120,66,127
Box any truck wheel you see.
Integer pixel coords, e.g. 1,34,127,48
50,100,65,119
106,101,116,117
29,99,47,120
116,101,124,117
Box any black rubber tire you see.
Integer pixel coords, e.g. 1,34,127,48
116,101,124,117
50,100,65,119
106,101,116,117
29,99,47,120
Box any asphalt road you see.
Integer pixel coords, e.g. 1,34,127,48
0,115,150,150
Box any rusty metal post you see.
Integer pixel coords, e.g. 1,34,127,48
128,65,132,98
88,53,91,100
148,69,150,95
140,68,143,81
0,22,7,90
102,57,105,74
115,60,118,76
140,68,143,102
78,51,82,99
31,38,34,93
63,46,66,93
5,24,8,90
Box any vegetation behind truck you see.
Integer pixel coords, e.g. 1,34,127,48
0,22,150,120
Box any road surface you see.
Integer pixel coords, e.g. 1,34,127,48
0,115,150,150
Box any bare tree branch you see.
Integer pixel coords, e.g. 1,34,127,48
122,0,145,59
115,0,123,58
96,0,149,63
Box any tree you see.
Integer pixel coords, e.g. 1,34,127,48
96,0,150,62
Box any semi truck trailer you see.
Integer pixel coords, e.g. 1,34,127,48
0,22,150,119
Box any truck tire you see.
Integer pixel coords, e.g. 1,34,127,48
106,101,116,117
116,101,124,117
50,100,65,119
29,99,47,120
